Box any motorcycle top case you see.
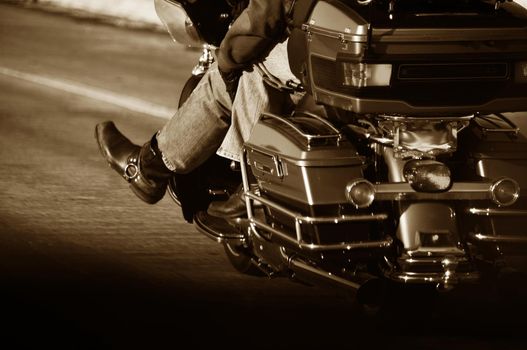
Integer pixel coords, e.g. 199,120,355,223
288,0,527,115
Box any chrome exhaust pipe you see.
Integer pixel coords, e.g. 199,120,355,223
282,249,385,306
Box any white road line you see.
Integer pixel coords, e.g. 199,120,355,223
0,67,174,119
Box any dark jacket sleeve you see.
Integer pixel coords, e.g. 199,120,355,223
217,0,287,74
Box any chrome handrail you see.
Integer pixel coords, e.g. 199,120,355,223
388,271,480,284
297,110,342,135
469,232,527,244
250,219,393,251
467,208,527,216
260,112,342,147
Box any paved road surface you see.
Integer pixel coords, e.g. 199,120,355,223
0,4,526,349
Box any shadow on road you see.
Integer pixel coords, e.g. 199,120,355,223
1,228,526,350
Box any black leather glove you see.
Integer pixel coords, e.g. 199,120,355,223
219,68,242,102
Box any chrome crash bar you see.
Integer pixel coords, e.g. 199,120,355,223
388,271,480,285
246,191,394,251
240,150,393,252
467,208,527,216
467,208,527,244
387,254,480,286
469,233,527,244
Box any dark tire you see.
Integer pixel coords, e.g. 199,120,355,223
223,242,265,276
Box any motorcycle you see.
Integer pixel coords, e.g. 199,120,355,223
155,0,527,309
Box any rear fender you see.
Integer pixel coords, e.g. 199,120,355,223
397,202,462,254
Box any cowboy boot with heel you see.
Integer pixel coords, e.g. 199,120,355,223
95,121,173,204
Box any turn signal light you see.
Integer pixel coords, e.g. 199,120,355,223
345,179,376,208
403,160,451,193
340,63,392,88
515,61,527,83
490,177,520,207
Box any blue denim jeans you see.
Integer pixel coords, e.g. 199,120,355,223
157,40,301,173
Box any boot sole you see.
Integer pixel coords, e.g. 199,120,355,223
130,183,164,204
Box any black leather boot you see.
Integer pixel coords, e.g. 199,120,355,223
95,121,173,204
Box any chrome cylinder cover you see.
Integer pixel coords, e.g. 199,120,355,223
377,115,471,159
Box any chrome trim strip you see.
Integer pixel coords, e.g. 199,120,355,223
303,24,368,43
378,114,474,122
467,208,527,216
406,248,466,257
469,233,527,244
374,182,493,201
389,271,480,284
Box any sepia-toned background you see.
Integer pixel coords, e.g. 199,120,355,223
1,1,526,349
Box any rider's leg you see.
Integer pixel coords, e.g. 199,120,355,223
156,64,232,172
216,40,295,163
207,69,278,218
95,63,233,204
208,40,303,218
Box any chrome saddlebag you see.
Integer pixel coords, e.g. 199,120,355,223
244,111,386,247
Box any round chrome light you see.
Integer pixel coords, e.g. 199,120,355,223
345,179,376,208
490,177,520,207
